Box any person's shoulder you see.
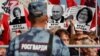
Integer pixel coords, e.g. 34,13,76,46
19,29,32,37
38,30,50,36
13,18,17,20
61,16,64,18
53,35,60,40
53,35,63,45
11,30,31,42
61,16,64,19
48,16,54,23
12,18,18,22
60,16,65,23
9,18,17,25
50,16,54,20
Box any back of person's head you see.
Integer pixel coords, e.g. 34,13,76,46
28,1,47,24
55,29,69,37
55,29,70,45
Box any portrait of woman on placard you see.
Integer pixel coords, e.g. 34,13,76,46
10,7,26,25
76,7,93,25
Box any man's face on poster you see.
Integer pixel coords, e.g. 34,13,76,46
78,9,88,23
52,5,63,20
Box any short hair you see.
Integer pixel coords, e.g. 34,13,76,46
52,5,64,13
28,2,47,24
76,7,93,25
55,29,69,37
28,2,46,19
13,7,21,17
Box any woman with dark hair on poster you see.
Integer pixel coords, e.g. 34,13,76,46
76,7,92,25
10,7,26,25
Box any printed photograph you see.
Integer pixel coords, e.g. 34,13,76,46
0,0,99,56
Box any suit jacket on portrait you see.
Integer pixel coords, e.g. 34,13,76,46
50,16,65,23
10,16,26,25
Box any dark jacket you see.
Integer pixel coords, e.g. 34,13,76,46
10,16,26,25
51,16,65,23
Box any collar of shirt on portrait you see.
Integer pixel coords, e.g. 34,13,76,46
52,18,62,23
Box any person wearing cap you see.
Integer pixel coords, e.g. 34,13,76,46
7,1,70,56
